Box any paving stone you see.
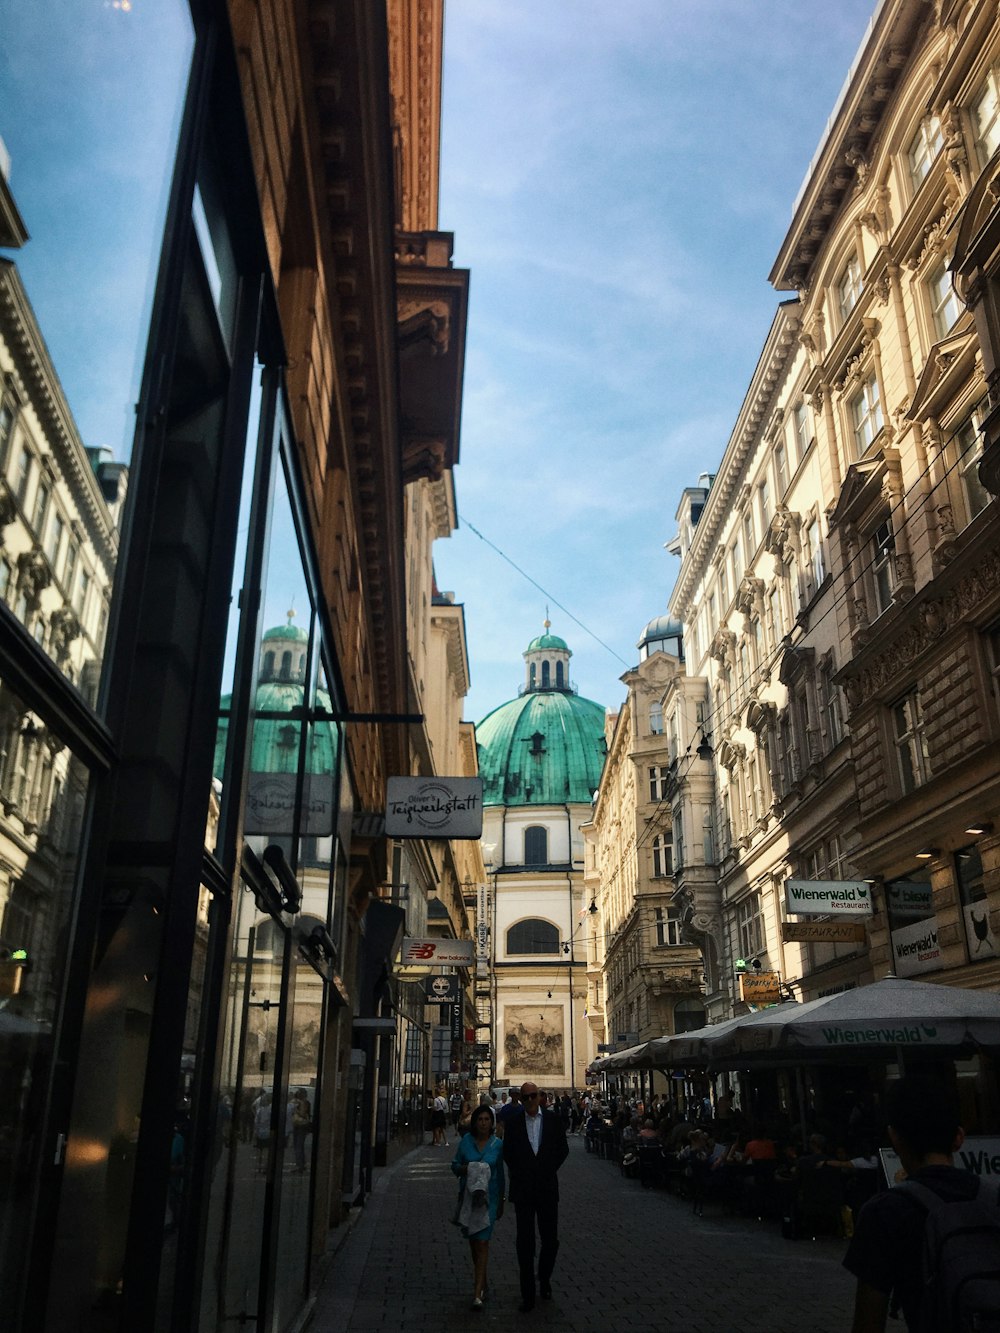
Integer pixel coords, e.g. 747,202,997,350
307,1137,855,1332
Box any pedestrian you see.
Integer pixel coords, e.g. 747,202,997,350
495,1087,522,1137
290,1088,311,1173
451,1103,505,1310
430,1087,449,1146
449,1087,464,1134
502,1079,569,1311
253,1091,271,1173
843,1072,992,1332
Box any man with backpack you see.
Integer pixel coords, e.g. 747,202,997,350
843,1071,1000,1332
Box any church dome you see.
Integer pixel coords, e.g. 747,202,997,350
477,627,606,806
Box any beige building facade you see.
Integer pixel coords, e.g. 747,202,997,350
582,619,705,1065
660,0,1000,1019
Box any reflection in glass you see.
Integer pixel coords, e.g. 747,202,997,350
0,678,90,1306
0,2,192,693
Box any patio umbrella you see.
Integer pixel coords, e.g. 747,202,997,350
708,977,1000,1063
645,1003,801,1067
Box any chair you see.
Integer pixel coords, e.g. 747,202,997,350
786,1166,846,1239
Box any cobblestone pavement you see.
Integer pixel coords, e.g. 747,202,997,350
307,1136,856,1333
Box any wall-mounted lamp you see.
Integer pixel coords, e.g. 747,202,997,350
915,848,938,861
562,942,570,955
588,898,598,915
965,821,993,836
696,729,713,762
547,990,553,999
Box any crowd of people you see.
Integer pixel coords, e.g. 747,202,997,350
583,1086,883,1237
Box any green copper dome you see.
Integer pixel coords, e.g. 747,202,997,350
525,631,569,654
477,631,606,806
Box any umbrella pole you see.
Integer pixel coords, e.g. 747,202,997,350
795,1064,809,1149
896,1044,906,1077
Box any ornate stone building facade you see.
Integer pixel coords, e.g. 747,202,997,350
582,618,705,1067
664,0,1000,1018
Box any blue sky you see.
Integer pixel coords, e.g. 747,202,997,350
435,0,880,725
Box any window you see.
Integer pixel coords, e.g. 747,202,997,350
986,624,1000,721
730,535,742,585
820,661,842,747
956,419,990,523
956,845,997,960
13,444,31,505
851,375,883,454
742,508,755,559
775,439,789,494
555,661,564,687
31,478,49,534
45,511,64,565
837,254,862,322
928,258,961,339
805,517,825,593
652,832,673,878
759,476,771,527
792,400,811,458
523,825,548,865
908,115,942,189
654,905,682,947
871,518,896,615
0,403,13,457
541,660,550,688
973,66,1000,166
891,691,930,793
737,893,765,959
529,662,536,688
63,542,77,595
769,585,784,645
506,918,560,955
649,765,668,801
717,563,728,608
648,700,663,734
74,567,91,620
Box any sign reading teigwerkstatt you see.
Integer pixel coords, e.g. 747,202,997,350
784,880,873,916
782,921,868,944
739,971,781,1005
385,777,483,839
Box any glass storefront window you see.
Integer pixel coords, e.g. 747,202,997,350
0,678,92,1306
885,865,940,976
956,845,998,961
0,2,193,693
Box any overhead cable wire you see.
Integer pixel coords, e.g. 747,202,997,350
457,512,632,668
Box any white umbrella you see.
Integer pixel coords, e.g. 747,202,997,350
709,977,1000,1062
645,1003,801,1066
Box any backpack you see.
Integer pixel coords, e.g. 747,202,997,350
898,1177,1000,1332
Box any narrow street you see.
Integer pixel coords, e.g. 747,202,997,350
308,1135,855,1332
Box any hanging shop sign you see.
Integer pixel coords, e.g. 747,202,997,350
385,777,483,839
245,773,335,836
784,879,873,917
890,916,941,977
423,974,460,1004
739,971,781,1005
782,921,868,944
400,937,474,966
476,883,489,961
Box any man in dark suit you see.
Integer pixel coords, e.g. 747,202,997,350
502,1081,569,1311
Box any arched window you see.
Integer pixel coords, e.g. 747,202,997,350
524,825,548,864
280,650,292,679
529,662,536,688
506,918,560,955
541,660,550,687
555,661,564,687
674,998,706,1034
263,650,275,678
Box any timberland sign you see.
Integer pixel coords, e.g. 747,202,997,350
784,879,873,916
385,777,483,839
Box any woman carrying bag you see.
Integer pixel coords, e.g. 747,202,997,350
451,1104,505,1310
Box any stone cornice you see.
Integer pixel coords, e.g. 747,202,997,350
668,302,801,618
769,0,930,292
0,261,119,561
387,0,443,233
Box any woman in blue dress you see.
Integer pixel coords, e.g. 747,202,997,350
451,1103,505,1309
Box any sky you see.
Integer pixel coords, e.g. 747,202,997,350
434,0,881,726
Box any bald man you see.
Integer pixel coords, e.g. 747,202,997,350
501,1081,569,1311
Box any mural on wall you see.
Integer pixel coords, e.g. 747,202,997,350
503,1004,564,1077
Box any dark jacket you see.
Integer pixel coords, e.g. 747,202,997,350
502,1107,569,1202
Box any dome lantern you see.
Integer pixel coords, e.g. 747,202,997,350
522,616,572,694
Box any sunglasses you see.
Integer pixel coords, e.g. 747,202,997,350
523,1092,539,1100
